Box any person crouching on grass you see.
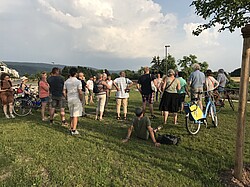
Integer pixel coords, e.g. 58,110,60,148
63,67,83,135
122,107,161,147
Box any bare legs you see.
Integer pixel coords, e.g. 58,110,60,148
41,102,48,121
3,103,14,118
163,111,178,125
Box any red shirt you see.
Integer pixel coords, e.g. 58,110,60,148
39,81,49,98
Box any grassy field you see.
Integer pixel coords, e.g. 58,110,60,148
0,90,249,186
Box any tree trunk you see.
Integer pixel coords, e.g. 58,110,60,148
234,24,250,180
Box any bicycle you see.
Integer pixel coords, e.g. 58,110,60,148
184,91,218,135
213,89,235,113
13,91,41,117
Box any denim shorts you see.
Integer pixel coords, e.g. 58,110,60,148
40,96,49,103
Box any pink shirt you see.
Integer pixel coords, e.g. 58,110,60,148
39,81,49,98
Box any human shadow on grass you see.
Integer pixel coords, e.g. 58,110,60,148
72,120,227,186
76,125,226,186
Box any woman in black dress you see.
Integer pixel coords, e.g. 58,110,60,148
159,69,180,124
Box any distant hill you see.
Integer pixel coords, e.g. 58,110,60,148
230,68,241,77
4,61,123,76
4,61,65,76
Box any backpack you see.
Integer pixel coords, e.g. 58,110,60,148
93,81,100,94
156,134,181,145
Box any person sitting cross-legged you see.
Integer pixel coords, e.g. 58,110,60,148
122,107,161,147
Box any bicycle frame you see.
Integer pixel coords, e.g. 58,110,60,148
184,91,218,135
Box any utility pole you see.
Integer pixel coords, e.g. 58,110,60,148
165,45,170,75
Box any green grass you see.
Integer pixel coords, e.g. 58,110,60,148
0,90,249,186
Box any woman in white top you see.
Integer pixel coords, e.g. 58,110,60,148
205,70,219,91
205,69,219,105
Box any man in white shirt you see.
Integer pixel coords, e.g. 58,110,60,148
113,71,133,120
63,67,83,135
86,76,94,104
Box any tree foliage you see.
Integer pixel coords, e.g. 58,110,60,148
191,0,250,35
178,54,208,79
150,55,177,75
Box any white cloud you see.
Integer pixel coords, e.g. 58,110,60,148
36,0,178,58
0,0,243,72
183,23,220,46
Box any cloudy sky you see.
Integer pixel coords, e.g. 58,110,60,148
0,0,243,72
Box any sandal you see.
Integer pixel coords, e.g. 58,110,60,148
123,117,127,120
116,117,121,120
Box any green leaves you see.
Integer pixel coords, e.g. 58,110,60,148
191,0,250,35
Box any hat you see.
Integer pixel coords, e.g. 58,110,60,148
20,76,28,81
135,107,143,117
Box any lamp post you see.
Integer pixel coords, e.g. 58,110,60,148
165,45,170,75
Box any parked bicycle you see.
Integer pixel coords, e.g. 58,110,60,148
13,90,41,117
184,91,218,135
213,89,235,113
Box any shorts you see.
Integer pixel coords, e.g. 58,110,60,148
142,93,154,104
68,100,82,117
218,86,225,93
51,96,66,109
178,93,186,103
40,96,49,103
191,88,203,101
89,90,93,96
0,91,14,105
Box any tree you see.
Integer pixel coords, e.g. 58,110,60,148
150,55,177,75
191,0,250,35
191,0,250,181
177,54,208,79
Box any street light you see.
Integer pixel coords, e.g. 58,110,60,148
165,45,170,75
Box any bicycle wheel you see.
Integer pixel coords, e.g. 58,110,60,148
210,103,218,127
185,113,201,135
228,97,235,111
13,98,32,116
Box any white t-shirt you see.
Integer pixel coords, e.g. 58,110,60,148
114,77,132,98
64,77,82,103
86,80,94,90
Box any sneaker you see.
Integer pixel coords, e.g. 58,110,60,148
10,114,15,118
5,114,10,119
71,130,80,135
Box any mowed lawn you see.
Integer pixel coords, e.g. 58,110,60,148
0,90,249,186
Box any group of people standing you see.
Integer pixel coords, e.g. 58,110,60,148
123,64,228,146
0,64,228,139
135,64,228,126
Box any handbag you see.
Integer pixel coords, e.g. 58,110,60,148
150,74,157,92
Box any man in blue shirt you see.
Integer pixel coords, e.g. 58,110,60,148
188,63,205,109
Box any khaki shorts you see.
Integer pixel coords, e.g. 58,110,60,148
68,101,82,117
191,88,203,101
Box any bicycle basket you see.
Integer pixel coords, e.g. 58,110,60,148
184,103,203,121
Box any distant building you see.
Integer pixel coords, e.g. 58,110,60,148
0,61,20,78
